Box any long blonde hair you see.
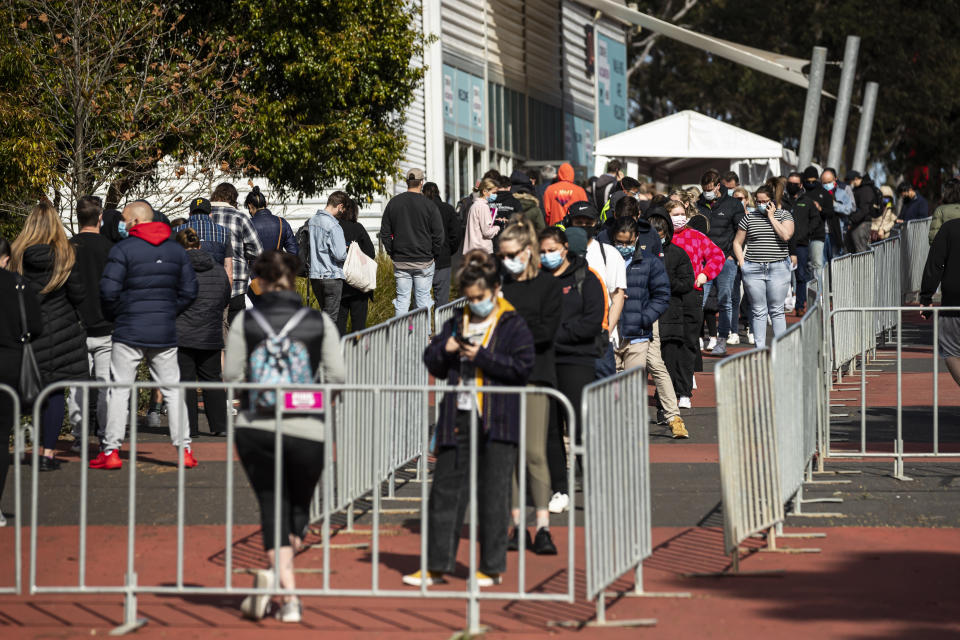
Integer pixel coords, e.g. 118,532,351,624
11,201,76,294
499,215,540,278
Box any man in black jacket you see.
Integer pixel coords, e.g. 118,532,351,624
422,182,461,306
786,172,822,314
920,218,960,385
695,169,744,355
67,196,114,449
801,166,831,283
847,170,877,254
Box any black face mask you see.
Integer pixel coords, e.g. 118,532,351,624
803,181,818,191
786,183,802,196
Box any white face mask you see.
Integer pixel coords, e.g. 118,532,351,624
502,249,529,275
671,214,688,230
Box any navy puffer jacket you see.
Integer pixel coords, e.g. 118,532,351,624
100,222,198,348
619,247,671,341
176,249,231,350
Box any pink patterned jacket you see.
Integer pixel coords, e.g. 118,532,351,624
673,227,725,291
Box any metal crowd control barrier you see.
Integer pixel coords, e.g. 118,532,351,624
0,384,23,595
870,236,901,335
714,349,784,569
433,297,466,334
29,380,577,637
826,306,960,480
829,250,875,373
899,217,931,299
330,305,433,523
581,366,686,628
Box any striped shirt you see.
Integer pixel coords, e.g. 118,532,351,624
738,208,793,262
210,203,264,297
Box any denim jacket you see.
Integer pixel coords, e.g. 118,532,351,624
308,209,347,279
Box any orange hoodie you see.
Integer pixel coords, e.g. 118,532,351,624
543,163,588,226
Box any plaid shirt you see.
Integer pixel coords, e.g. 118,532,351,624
172,214,233,266
210,203,264,296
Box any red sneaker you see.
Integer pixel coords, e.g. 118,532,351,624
182,448,198,469
89,450,122,470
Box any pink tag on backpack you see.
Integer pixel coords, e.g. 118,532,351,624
283,391,324,411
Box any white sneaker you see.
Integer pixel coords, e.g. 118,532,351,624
678,396,691,409
692,374,697,390
0,512,6,527
274,599,302,623
146,411,162,427
548,492,570,514
698,337,703,350
727,333,740,345
240,569,274,620
705,337,717,351
747,332,755,345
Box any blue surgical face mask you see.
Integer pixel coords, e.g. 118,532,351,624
727,188,735,196
540,250,563,271
468,296,496,318
823,181,836,191
118,220,129,238
703,189,716,201
486,194,497,203
502,251,528,275
616,245,633,259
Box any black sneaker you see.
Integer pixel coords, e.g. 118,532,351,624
507,527,534,551
532,528,558,555
656,409,667,425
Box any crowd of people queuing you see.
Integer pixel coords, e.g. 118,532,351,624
0,157,945,616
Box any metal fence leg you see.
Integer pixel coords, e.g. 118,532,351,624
109,573,147,636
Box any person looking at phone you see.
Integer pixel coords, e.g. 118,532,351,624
407,249,535,589
732,185,794,349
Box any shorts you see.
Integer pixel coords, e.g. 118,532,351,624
939,316,960,358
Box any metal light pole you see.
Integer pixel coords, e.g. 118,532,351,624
798,46,827,170
851,81,879,174
826,35,860,171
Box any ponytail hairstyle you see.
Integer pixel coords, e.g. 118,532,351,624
176,227,200,250
457,249,500,292
10,201,76,294
765,176,786,208
498,216,540,277
477,178,498,197
244,185,267,211
252,250,302,291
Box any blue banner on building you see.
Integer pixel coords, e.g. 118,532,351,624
443,64,485,146
564,113,594,178
597,34,627,140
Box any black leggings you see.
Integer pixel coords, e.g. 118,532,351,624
235,429,325,550
0,387,14,501
336,295,369,335
40,393,65,452
177,347,227,435
548,363,594,495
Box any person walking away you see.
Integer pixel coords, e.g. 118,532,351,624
460,178,501,256
246,186,298,256
846,171,878,254
175,229,232,437
564,201,626,380
668,200,723,405
0,252,43,523
872,185,899,242
173,198,234,279
224,251,345,622
307,191,348,319
380,168,444,315
10,202,90,470
406,250,535,587
732,186,795,349
499,220,562,554
695,169,744,356
422,182,461,306
920,219,960,386
538,228,607,512
66,196,114,451
93,201,198,470
509,170,545,232
336,197,376,334
210,183,264,326
610,217,684,436
645,211,696,430
591,160,621,211
928,179,960,243
543,163,588,227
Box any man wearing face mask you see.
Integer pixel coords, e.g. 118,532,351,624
897,182,930,223
785,171,821,314
695,169,744,356
820,167,851,259
721,171,740,197
800,166,831,279
565,201,626,379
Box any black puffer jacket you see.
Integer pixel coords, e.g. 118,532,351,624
646,214,695,342
20,244,88,383
176,249,231,350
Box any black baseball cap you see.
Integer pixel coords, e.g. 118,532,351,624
189,197,211,214
568,200,599,220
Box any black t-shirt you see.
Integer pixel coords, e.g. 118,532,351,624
70,231,114,336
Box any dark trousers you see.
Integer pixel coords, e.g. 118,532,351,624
594,342,616,380
235,428,325,551
40,393,65,452
227,294,246,326
428,414,516,575
336,295,369,336
310,278,343,319
177,347,227,436
548,363,594,494
0,385,13,500
794,245,810,311
662,339,694,397
432,266,452,306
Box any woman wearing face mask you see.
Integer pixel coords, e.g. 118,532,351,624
537,227,606,513
732,185,795,349
498,219,562,554
462,178,500,255
407,250,534,588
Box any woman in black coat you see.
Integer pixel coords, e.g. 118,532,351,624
0,240,44,521
175,228,232,437
10,203,90,471
335,198,376,335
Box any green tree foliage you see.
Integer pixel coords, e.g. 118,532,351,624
630,0,960,189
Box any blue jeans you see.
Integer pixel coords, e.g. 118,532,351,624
741,259,792,350
393,262,436,316
702,258,738,337
794,246,810,310
594,342,616,380
808,239,824,283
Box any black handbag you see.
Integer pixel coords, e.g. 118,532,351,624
15,279,43,412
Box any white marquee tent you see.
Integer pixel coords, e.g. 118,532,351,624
594,110,796,187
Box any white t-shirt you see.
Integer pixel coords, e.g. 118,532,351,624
585,240,626,342
456,315,495,411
